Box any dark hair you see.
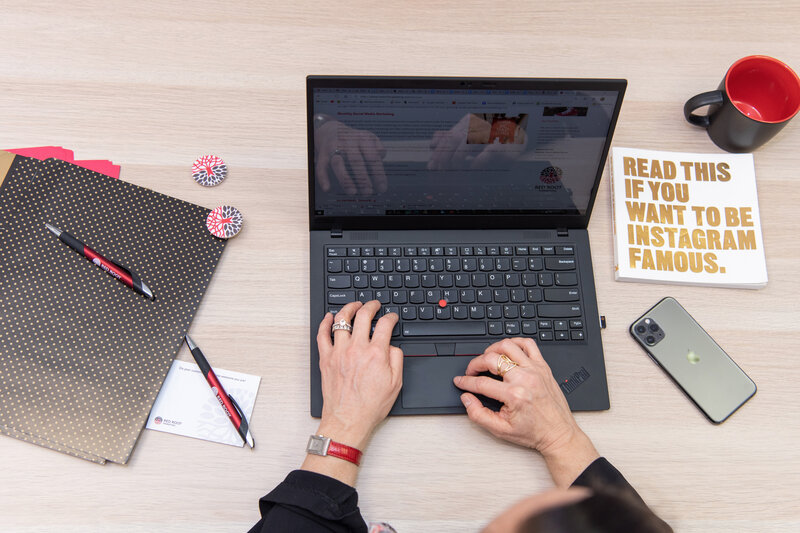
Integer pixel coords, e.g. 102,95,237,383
518,488,673,533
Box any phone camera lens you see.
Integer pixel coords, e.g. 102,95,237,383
636,324,646,334
645,335,656,345
649,323,659,332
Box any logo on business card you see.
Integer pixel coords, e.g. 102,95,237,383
152,415,181,427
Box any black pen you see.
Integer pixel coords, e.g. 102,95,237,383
45,223,154,300
185,335,254,448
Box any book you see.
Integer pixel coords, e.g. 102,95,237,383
609,147,767,289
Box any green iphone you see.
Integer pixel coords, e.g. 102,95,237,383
630,297,756,423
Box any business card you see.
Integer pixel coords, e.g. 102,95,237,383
147,360,260,447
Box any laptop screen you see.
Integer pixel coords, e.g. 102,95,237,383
308,77,626,229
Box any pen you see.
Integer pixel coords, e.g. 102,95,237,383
185,335,255,449
45,223,154,300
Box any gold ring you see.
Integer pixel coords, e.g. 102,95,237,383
497,354,519,377
331,319,353,333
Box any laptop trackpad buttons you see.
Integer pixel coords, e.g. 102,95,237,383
401,356,472,408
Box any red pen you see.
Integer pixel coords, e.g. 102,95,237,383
185,335,255,448
45,223,154,300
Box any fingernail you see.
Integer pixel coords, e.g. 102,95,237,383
453,375,462,385
461,394,472,407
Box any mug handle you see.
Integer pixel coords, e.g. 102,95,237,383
684,91,724,127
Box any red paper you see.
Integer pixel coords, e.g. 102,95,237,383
6,146,120,179
7,146,75,161
74,160,121,179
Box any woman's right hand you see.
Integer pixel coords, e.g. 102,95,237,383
453,337,600,487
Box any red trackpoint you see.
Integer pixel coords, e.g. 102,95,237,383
438,299,447,308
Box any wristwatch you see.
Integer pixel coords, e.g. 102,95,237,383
307,434,363,466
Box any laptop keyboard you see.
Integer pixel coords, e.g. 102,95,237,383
325,244,586,346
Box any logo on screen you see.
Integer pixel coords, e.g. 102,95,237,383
540,166,563,184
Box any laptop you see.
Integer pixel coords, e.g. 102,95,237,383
308,76,627,415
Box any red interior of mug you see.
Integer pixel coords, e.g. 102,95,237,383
725,56,800,123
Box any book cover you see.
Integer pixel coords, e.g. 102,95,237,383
609,147,767,289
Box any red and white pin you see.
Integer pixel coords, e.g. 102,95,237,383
206,205,243,239
192,155,228,187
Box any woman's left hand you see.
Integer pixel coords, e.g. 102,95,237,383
316,300,404,449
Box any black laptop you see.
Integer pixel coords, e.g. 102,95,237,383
308,76,626,415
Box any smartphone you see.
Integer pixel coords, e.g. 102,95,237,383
630,297,756,424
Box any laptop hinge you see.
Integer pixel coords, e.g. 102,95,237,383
557,227,569,237
330,228,343,238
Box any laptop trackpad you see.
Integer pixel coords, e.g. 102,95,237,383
401,356,472,408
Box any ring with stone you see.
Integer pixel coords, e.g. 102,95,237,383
331,318,353,333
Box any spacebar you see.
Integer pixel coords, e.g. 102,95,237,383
402,322,486,337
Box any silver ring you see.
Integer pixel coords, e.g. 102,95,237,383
331,318,353,333
331,148,344,159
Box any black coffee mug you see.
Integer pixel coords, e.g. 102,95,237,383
685,55,800,152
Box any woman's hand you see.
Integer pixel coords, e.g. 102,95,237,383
302,301,403,486
315,121,387,195
454,337,599,487
315,300,403,450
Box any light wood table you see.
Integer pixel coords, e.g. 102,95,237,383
1,1,798,531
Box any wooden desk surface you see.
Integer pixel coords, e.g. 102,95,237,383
1,1,798,531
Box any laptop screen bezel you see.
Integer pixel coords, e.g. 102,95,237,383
307,75,627,231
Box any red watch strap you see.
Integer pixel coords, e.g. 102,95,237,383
327,439,362,466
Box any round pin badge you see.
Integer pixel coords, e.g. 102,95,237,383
206,205,243,239
192,155,228,186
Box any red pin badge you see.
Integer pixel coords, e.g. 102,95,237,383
206,205,243,239
192,155,228,186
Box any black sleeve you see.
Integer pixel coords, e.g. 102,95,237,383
571,457,648,506
248,470,368,533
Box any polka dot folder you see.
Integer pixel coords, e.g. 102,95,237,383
0,153,227,464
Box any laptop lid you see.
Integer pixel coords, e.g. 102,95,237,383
307,76,626,232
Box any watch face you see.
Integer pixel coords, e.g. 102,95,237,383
307,435,330,456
